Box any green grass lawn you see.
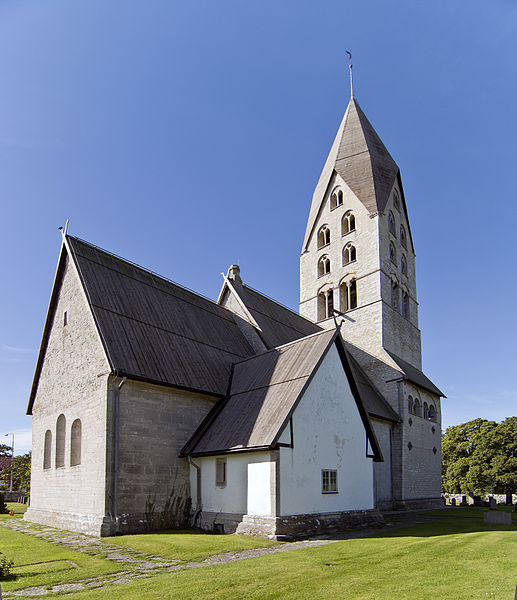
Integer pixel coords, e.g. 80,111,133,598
2,502,28,517
106,529,282,562
63,516,517,600
427,505,517,520
0,520,126,593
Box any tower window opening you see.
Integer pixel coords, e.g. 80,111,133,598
55,414,66,468
407,396,414,415
318,255,331,277
391,280,399,311
389,241,397,265
423,402,429,420
342,243,356,266
70,419,82,466
428,405,437,422
400,225,407,249
317,225,331,249
340,279,357,312
388,211,396,236
341,211,356,235
317,289,334,321
331,188,344,210
401,254,408,276
413,398,422,417
402,290,410,319
393,189,400,211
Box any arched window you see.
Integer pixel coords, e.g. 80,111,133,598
408,396,414,415
402,290,410,319
401,254,408,276
317,225,331,249
43,430,52,470
388,211,396,235
391,280,399,311
400,225,407,249
340,279,357,312
423,402,429,420
55,414,66,468
393,189,400,211
341,211,356,235
389,241,397,265
330,188,344,210
342,243,356,265
70,419,82,467
413,398,422,417
428,405,437,422
317,289,334,321
318,255,331,277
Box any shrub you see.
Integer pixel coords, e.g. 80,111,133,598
0,492,7,514
0,551,14,578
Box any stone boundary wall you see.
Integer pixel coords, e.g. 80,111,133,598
2,492,28,503
443,493,517,506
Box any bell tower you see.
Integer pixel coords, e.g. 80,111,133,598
299,95,422,369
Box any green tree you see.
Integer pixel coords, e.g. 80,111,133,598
0,452,31,493
0,444,12,457
442,417,517,497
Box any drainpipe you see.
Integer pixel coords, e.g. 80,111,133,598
188,456,202,527
113,376,126,533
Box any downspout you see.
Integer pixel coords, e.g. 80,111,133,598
113,376,126,533
188,456,202,527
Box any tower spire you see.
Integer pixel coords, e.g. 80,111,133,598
346,51,353,98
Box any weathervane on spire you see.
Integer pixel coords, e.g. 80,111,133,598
346,50,353,98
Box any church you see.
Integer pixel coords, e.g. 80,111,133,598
25,91,444,537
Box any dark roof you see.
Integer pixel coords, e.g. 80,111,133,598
348,354,400,423
302,98,414,253
386,351,445,397
182,330,382,461
28,236,255,412
225,281,322,348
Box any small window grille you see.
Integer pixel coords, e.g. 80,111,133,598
216,458,227,487
322,469,338,494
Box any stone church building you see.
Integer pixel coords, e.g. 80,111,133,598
25,94,444,537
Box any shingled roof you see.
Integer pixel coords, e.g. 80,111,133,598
28,236,255,412
302,97,414,252
386,351,445,397
182,329,382,461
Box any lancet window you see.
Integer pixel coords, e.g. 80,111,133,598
342,243,356,266
317,225,331,249
341,211,355,235
317,289,334,321
330,188,344,210
318,255,331,277
388,211,396,235
340,279,357,312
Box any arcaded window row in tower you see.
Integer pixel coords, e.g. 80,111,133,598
43,415,82,469
317,213,356,250
317,280,357,321
408,395,436,422
391,279,410,319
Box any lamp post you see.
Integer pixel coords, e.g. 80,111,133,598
3,433,14,492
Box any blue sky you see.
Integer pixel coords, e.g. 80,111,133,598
1,0,516,454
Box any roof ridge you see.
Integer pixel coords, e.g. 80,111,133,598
232,328,335,366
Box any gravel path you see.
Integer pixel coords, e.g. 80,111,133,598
0,512,437,597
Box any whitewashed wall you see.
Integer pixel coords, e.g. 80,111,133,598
191,452,273,515
278,344,374,515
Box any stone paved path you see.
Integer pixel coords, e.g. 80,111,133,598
0,512,437,597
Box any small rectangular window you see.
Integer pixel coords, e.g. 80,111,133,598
322,469,337,494
216,458,227,487
63,311,68,326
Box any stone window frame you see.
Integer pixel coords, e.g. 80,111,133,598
342,243,356,266
389,241,397,266
55,414,66,468
401,254,408,276
339,279,357,312
400,225,407,249
70,419,82,467
317,225,331,250
341,211,356,236
317,255,331,278
391,278,399,311
413,397,422,417
330,187,344,211
317,287,334,321
393,189,401,212
428,404,437,423
43,430,52,470
215,458,227,487
401,289,410,319
407,395,414,415
322,469,338,494
388,211,396,236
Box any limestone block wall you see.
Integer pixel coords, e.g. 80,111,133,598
114,379,216,532
401,382,442,501
26,255,111,535
371,419,393,508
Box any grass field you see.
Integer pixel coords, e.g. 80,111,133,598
1,506,516,599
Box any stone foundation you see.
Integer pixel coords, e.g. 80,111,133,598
24,507,114,537
198,509,384,538
393,497,443,511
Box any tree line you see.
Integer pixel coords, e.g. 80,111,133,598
0,445,31,493
442,417,517,498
